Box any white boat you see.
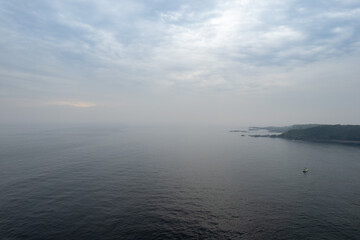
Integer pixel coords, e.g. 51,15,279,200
303,168,308,173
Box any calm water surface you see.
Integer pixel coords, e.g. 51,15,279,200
0,125,359,239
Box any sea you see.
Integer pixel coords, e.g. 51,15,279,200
0,124,359,240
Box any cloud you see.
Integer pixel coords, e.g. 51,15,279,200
51,101,97,108
2,0,359,91
0,0,359,124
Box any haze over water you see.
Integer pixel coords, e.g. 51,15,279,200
1,125,359,239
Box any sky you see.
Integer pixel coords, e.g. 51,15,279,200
1,0,360,126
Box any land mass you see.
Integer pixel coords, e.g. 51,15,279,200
249,124,360,145
248,124,321,133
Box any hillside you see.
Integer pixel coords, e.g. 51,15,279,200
249,124,321,133
279,125,360,143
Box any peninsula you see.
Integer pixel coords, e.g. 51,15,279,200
249,124,360,145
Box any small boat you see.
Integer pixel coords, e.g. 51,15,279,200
303,168,308,173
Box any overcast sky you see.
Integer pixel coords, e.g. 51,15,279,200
1,0,359,126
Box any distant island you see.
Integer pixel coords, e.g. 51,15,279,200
229,130,247,133
248,124,360,145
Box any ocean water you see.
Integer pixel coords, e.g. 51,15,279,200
0,125,359,240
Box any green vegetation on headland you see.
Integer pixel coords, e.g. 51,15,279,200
280,125,360,142
249,124,360,145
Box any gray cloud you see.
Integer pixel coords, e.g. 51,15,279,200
0,0,359,125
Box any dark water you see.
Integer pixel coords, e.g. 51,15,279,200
0,125,359,239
